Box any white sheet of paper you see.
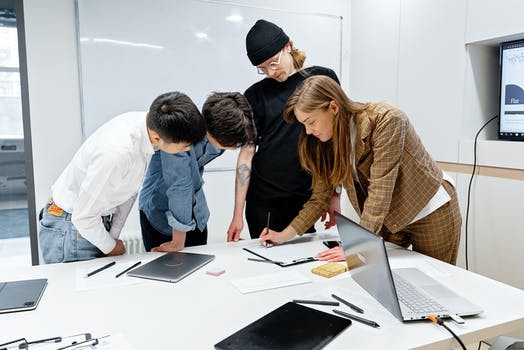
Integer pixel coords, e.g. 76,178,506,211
76,263,144,291
92,333,136,349
231,271,311,294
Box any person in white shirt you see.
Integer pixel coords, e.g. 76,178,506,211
39,91,206,264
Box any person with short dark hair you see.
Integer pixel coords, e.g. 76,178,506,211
39,92,206,263
226,19,340,242
138,92,256,252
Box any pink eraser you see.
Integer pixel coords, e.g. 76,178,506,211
206,267,225,276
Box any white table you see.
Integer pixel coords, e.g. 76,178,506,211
1,232,524,349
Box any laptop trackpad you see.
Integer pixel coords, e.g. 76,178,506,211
421,285,457,299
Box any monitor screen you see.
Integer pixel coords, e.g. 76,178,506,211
499,40,524,141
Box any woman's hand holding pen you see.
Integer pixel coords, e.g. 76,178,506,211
259,227,297,247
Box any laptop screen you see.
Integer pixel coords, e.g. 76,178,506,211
335,212,403,321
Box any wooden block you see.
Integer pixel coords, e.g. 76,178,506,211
311,262,347,278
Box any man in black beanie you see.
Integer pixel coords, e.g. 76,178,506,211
226,19,341,254
246,19,290,66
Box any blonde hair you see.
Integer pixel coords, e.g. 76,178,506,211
289,40,306,70
284,75,368,188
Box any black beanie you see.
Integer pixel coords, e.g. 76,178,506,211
246,19,289,66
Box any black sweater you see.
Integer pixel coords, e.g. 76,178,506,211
244,66,339,202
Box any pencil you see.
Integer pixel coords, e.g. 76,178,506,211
84,261,116,278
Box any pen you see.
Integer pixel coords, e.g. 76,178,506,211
264,211,272,248
331,293,364,313
115,261,142,278
293,299,340,306
247,257,283,265
332,309,380,328
292,257,318,263
84,261,116,278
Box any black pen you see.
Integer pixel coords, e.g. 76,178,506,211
293,299,340,306
115,261,142,278
247,258,284,265
84,261,116,278
264,212,272,248
292,256,318,263
331,293,364,313
333,309,380,328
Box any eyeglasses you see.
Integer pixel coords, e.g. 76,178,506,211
256,49,283,75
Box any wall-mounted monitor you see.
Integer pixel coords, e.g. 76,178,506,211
499,40,524,141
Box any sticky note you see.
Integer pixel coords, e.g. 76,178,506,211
206,267,225,276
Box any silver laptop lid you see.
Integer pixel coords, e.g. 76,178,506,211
128,252,215,283
334,212,404,321
0,278,48,314
335,212,483,322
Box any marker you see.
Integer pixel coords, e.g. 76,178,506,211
293,299,340,306
264,212,272,248
331,293,364,313
333,309,380,328
84,261,116,278
115,261,142,278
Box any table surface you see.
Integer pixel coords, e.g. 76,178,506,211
1,230,524,349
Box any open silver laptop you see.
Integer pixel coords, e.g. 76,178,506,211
128,252,214,283
335,212,483,322
0,278,47,314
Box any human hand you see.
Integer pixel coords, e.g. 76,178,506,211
259,228,296,247
321,192,341,229
316,246,345,262
151,229,186,252
227,216,244,242
106,239,126,256
151,241,185,252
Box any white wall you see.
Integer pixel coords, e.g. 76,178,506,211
23,0,82,213
22,0,351,247
350,0,524,290
23,0,524,292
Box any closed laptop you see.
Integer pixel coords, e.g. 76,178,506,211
0,278,47,314
128,252,214,283
215,302,351,350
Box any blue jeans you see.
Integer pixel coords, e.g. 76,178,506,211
39,200,103,264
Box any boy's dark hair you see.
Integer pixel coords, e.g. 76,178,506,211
202,92,256,147
147,91,206,144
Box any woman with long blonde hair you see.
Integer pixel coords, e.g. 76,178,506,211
260,75,461,264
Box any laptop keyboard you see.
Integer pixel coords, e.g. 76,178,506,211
392,273,446,314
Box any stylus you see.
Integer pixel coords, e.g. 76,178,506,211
332,309,380,328
293,299,340,306
264,212,272,248
331,293,364,313
247,258,283,265
115,261,142,278
84,261,116,278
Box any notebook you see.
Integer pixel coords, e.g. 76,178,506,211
0,278,48,314
335,212,483,322
128,252,214,283
214,301,351,350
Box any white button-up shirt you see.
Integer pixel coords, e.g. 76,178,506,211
52,112,154,254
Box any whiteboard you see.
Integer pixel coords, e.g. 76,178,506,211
75,0,342,170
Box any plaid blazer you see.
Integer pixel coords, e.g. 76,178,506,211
290,102,442,234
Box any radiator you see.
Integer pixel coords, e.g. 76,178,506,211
120,231,145,254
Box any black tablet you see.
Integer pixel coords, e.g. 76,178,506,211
215,302,351,350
